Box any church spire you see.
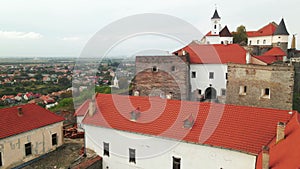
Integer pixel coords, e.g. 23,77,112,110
274,18,289,35
211,9,221,19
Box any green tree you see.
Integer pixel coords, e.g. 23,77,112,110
232,25,248,45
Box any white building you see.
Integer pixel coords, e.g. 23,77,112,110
81,93,295,169
174,42,247,102
74,99,90,131
0,104,64,168
201,9,233,45
247,19,289,53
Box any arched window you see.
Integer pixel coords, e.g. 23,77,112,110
152,66,158,72
214,25,217,29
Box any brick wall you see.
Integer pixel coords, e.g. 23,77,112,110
134,55,190,100
226,63,294,110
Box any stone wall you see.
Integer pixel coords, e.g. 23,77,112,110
226,63,294,110
134,55,190,100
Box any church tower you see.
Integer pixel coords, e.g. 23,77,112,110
272,18,289,52
211,9,221,35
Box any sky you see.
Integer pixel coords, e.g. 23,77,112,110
0,0,299,57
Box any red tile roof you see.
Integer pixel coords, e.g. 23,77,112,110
174,42,246,64
205,31,219,36
74,99,90,117
253,47,286,64
256,113,300,169
252,55,284,65
263,47,286,56
247,23,277,37
82,93,295,155
0,104,64,139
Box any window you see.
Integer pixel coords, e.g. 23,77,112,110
198,89,202,95
214,25,217,29
257,40,260,44
221,41,224,44
25,143,32,156
52,133,57,146
261,88,270,99
225,73,228,80
263,39,266,44
129,148,136,163
209,72,214,79
0,152,2,167
249,40,252,45
171,66,176,71
173,156,181,169
239,86,247,95
221,89,226,96
103,142,109,156
152,66,158,72
191,71,196,78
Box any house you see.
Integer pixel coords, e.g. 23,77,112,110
174,41,247,102
255,112,300,169
251,47,287,65
0,104,64,168
201,9,233,45
81,93,297,169
247,19,289,55
74,99,90,131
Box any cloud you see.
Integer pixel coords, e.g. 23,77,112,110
61,36,80,41
0,30,43,39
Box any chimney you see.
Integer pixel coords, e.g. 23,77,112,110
246,52,251,64
276,122,286,143
262,146,270,169
88,98,96,117
17,107,23,116
134,90,140,96
166,92,173,99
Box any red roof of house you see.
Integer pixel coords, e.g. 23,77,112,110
205,31,219,36
247,23,277,37
74,99,90,117
253,47,286,64
0,104,64,139
263,47,286,56
256,113,300,169
252,55,284,64
82,93,295,155
174,42,246,64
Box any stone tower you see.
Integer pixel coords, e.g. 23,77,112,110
272,18,289,52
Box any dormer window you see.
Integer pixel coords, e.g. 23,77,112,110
130,108,141,121
183,114,195,128
152,66,158,72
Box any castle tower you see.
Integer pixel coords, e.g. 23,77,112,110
211,9,222,35
272,18,289,52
